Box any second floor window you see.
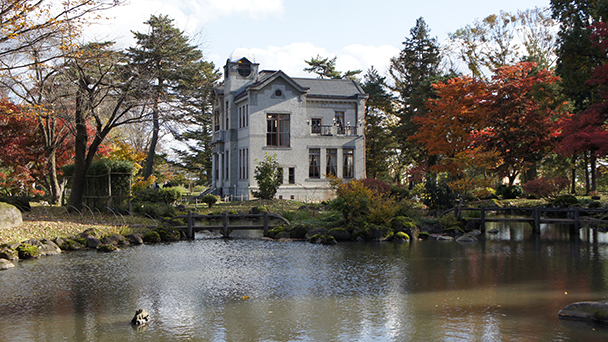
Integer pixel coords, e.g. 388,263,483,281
267,113,290,147
311,118,321,134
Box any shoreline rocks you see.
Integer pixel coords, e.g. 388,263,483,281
558,301,608,325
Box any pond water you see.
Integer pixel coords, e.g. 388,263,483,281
2,222,608,341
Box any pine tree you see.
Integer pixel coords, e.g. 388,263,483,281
389,17,444,178
361,67,396,180
127,14,212,179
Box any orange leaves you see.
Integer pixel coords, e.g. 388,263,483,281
412,62,565,183
411,75,487,157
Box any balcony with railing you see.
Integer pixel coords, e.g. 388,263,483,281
211,130,225,144
310,123,358,137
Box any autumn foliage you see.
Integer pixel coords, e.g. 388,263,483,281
412,62,566,187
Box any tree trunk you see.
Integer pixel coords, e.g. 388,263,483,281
144,107,159,179
46,149,62,204
570,155,577,194
590,153,597,193
68,122,88,210
584,152,590,195
524,162,538,183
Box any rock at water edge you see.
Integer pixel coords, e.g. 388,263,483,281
131,309,150,326
0,202,22,229
558,301,608,325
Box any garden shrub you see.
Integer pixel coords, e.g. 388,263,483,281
523,177,569,198
552,195,579,208
390,184,410,201
495,184,522,199
200,194,218,208
423,177,457,210
439,212,460,229
157,187,182,204
361,178,391,195
252,154,282,199
331,180,372,221
135,202,176,219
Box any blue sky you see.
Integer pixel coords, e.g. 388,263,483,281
88,0,554,78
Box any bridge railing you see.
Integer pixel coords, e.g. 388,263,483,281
165,211,290,239
449,206,608,234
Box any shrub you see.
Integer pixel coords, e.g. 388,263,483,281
252,153,282,199
390,184,410,201
200,194,218,208
367,194,399,225
495,184,522,199
423,177,457,210
135,202,176,219
523,177,569,198
438,212,460,229
331,180,372,221
552,195,579,208
157,187,182,204
360,178,391,195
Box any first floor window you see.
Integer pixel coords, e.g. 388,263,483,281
326,149,337,177
267,113,290,147
309,149,320,179
225,151,229,180
288,167,295,184
343,149,354,178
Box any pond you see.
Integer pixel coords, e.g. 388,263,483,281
2,222,608,341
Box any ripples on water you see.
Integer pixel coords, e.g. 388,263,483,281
2,224,608,341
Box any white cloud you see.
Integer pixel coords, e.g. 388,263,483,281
84,0,284,48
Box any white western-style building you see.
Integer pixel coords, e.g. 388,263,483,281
211,51,368,201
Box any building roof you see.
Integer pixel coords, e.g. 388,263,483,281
292,78,366,99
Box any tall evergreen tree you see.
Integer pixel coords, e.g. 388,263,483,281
127,14,211,179
551,0,608,112
172,61,221,184
389,17,444,180
361,67,396,180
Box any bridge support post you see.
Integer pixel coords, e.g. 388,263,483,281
480,208,486,231
533,207,541,235
187,211,194,240
222,211,229,238
263,211,269,236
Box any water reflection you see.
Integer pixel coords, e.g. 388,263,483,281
1,222,608,341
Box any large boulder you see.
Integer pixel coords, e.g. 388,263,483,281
0,202,22,229
125,234,144,245
328,228,351,241
558,301,608,325
38,239,61,256
0,246,18,260
0,258,15,270
85,236,102,248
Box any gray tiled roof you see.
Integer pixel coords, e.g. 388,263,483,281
292,78,364,98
